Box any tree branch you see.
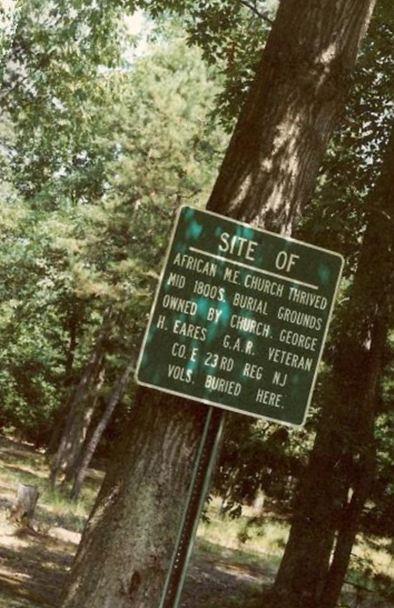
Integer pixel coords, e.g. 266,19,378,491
239,0,274,25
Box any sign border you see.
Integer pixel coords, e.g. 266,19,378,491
135,204,344,428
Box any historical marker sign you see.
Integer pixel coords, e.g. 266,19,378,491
136,206,344,426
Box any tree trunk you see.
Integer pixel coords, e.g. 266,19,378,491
319,440,375,608
46,398,72,457
59,361,106,488
61,2,376,607
46,308,80,455
265,127,393,608
64,307,79,387
208,0,376,233
9,484,39,527
70,360,135,501
50,308,112,486
64,390,208,607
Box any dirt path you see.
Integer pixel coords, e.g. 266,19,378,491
182,542,273,608
0,437,271,608
0,516,269,608
0,520,77,608
0,436,391,608
0,437,80,608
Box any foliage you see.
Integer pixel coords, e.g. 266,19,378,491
138,0,277,127
210,3,394,553
298,0,394,269
0,7,226,441
214,415,312,518
0,6,392,603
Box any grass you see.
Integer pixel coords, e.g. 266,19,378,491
0,435,393,608
0,436,101,608
0,437,100,533
190,499,394,608
196,499,288,572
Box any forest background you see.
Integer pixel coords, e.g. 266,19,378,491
0,1,392,607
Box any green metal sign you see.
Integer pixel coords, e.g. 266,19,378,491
136,206,343,426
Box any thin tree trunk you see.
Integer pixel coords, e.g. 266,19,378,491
320,442,375,608
64,308,79,386
46,309,80,455
61,2,376,607
46,397,72,458
70,360,135,501
319,306,390,608
50,308,112,486
61,364,107,487
266,127,393,608
50,347,105,487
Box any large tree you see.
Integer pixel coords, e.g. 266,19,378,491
61,1,377,607
262,4,394,603
264,123,393,608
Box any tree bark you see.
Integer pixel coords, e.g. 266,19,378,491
60,364,106,487
46,308,80,455
208,0,376,233
47,398,72,457
64,390,207,607
64,308,80,387
9,484,39,527
50,308,112,486
70,360,135,501
319,440,375,608
265,127,393,608
61,2,376,607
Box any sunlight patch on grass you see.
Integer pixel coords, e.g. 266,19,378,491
0,441,99,534
197,500,289,566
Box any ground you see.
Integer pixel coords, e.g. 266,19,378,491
0,436,392,608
